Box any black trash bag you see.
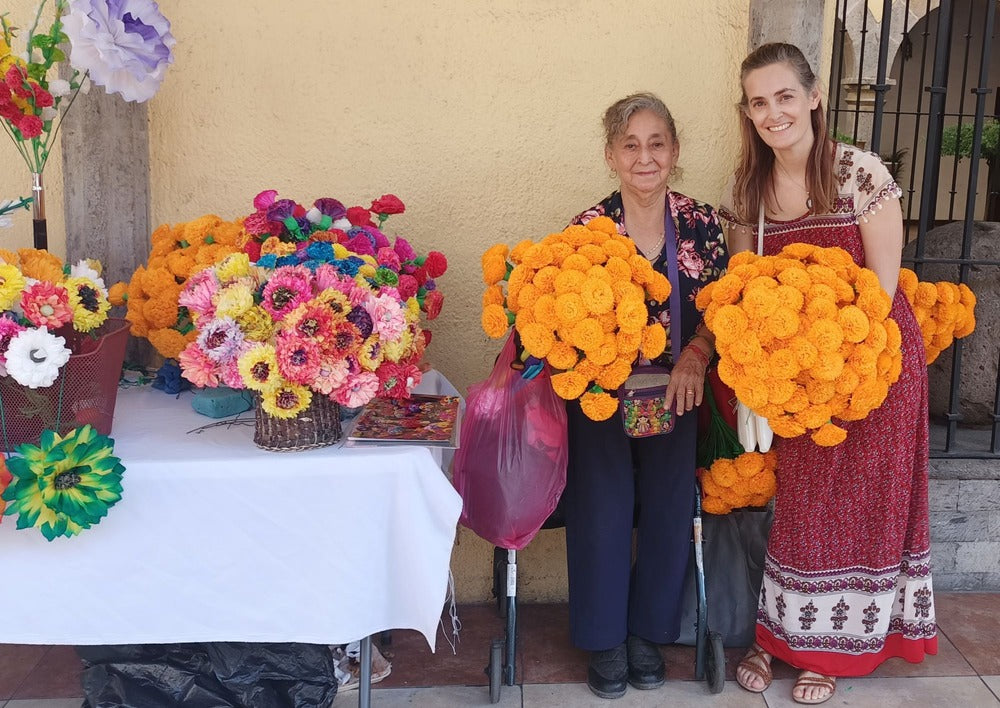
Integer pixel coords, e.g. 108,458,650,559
676,506,773,648
77,642,338,708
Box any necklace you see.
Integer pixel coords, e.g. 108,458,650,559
639,231,665,260
774,161,814,210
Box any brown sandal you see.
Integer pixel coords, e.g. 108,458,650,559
793,672,836,705
736,645,773,693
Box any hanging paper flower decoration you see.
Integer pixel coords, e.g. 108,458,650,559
62,0,176,103
2,425,125,541
4,328,71,388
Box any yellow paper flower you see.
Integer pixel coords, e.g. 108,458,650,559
551,371,589,400
260,382,312,419
546,340,579,370
570,318,604,352
0,263,27,310
482,303,511,338
520,322,556,358
580,390,619,421
811,422,848,447
581,278,615,315
640,324,667,359
482,285,505,308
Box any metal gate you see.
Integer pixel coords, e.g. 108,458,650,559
828,0,999,456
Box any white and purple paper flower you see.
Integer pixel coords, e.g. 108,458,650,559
62,0,175,103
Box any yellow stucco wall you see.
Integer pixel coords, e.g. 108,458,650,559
1,0,758,602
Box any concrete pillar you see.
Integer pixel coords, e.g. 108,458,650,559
748,0,830,71
59,86,150,288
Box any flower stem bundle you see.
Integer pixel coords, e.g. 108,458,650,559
897,268,976,364
480,216,672,421
696,244,902,447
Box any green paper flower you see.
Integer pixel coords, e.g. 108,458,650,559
2,425,125,541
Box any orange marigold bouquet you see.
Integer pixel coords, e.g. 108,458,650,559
481,216,672,421
124,215,244,359
699,449,777,515
695,244,902,447
897,268,976,364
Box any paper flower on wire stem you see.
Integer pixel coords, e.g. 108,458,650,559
2,424,125,540
62,0,175,103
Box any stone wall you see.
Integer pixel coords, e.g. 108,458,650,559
929,458,1000,590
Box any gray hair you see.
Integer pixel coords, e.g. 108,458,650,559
602,92,678,147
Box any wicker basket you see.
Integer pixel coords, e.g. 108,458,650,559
253,393,342,451
0,318,130,451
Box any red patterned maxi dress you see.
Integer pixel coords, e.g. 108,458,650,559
718,144,938,676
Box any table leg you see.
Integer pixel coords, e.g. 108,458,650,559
358,634,373,708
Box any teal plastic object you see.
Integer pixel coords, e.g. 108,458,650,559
191,386,254,418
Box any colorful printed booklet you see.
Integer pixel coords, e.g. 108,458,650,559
346,394,461,448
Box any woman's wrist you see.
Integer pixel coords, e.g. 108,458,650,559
683,341,710,369
686,334,714,359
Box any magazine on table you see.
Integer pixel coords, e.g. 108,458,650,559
344,394,462,448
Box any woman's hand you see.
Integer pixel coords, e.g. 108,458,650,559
664,347,708,416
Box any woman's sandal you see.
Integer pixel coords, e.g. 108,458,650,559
736,645,773,693
792,672,836,705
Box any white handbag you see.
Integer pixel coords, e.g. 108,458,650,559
737,204,774,453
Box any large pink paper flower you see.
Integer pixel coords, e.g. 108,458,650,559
367,294,406,340
261,266,313,320
275,333,322,385
313,357,350,396
196,317,245,363
20,282,73,329
178,342,220,388
335,370,379,408
178,269,218,317
0,315,27,367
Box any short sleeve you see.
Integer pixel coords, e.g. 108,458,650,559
716,174,752,231
851,149,903,223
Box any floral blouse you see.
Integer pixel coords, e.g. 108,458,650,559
571,190,728,368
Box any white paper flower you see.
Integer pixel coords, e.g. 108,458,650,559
70,260,108,296
5,328,71,388
63,0,176,103
47,79,72,98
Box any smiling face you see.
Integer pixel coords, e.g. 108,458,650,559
742,61,820,154
605,109,679,200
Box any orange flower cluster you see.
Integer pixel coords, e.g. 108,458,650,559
696,244,902,447
126,216,244,359
897,269,976,364
480,216,672,421
700,449,777,514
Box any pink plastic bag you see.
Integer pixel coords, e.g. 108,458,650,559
452,332,568,550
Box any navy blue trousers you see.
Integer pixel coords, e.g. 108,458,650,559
563,400,696,651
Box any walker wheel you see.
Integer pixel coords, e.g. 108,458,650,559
706,630,725,694
488,638,503,703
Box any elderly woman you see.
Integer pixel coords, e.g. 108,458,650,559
564,92,728,699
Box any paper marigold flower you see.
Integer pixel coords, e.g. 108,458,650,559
508,239,532,264
603,256,631,284
148,328,192,360
589,336,619,366
596,359,631,390
551,371,589,400
531,293,557,323
615,297,647,334
520,322,556,358
766,306,800,339
578,244,607,265
811,422,848,447
585,216,618,235
18,248,64,283
710,273,745,305
581,278,615,315
515,307,536,330
481,249,509,286
857,288,892,321
553,292,585,324
570,318,603,352
482,285,505,308
546,340,579,371
602,239,632,261
640,324,667,359
482,303,511,338
644,272,672,303
727,333,763,365
532,265,561,293
580,390,619,421
521,243,554,269
806,318,844,353
553,269,586,295
616,328,643,354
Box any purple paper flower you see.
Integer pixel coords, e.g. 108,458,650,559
266,199,298,223
63,0,176,103
254,190,279,211
347,307,373,339
393,237,417,262
312,198,347,221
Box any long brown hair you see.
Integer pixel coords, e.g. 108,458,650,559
732,43,836,223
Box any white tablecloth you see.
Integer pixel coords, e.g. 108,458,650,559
0,377,462,650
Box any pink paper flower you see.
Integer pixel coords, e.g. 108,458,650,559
313,357,350,395
0,315,27,365
178,342,221,388
367,294,406,340
377,362,421,398
179,269,219,317
335,370,379,408
196,317,245,363
260,266,313,320
275,333,322,385
21,282,73,329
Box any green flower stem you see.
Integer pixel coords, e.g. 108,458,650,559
25,0,50,60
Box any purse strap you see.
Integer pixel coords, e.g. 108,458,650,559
663,196,682,366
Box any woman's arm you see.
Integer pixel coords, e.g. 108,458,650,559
858,197,904,297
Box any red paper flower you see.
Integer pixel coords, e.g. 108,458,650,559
17,114,43,138
397,274,419,300
422,290,444,320
371,194,405,215
424,251,448,278
346,206,374,227
31,84,53,108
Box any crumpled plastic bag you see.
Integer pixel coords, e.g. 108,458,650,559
452,332,568,550
77,642,338,708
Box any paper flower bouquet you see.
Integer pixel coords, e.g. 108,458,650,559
897,268,977,364
480,216,672,421
699,449,777,515
696,244,902,447
124,215,245,359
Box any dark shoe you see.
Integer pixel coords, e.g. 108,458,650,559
587,643,627,699
626,635,665,690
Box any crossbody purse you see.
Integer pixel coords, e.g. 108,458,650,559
620,201,681,438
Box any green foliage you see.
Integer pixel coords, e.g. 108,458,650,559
940,120,1000,166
